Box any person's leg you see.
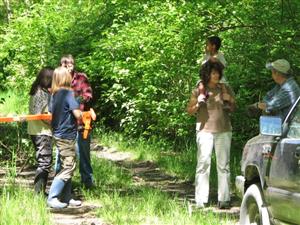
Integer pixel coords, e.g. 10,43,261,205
54,146,61,175
49,138,77,208
77,132,94,188
214,132,232,205
47,177,67,208
56,138,76,182
195,131,214,206
60,179,82,206
31,135,52,194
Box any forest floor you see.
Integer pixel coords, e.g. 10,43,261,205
0,140,241,225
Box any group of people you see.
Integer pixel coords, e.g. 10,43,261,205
27,55,94,209
26,37,300,210
187,36,300,209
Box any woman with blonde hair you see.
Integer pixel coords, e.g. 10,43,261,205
47,67,82,209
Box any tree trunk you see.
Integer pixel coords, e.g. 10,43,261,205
2,0,12,23
23,0,31,7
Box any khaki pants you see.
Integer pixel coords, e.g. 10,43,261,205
195,131,232,204
54,137,76,182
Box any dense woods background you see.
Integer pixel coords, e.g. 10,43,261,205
1,0,300,149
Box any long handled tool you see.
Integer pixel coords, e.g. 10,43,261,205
0,114,52,122
0,108,96,139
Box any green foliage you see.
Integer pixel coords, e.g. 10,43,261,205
95,130,241,187
1,0,300,147
0,186,51,225
94,187,236,225
82,148,236,224
0,91,33,164
0,90,28,115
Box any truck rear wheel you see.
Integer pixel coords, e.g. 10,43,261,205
239,184,270,225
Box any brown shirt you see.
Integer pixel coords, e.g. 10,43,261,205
187,84,235,133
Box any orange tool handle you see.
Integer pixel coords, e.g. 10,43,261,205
82,108,96,139
0,109,96,139
0,114,52,122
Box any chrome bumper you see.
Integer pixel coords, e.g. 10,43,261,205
235,175,245,198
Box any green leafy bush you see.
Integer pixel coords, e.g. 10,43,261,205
0,0,300,148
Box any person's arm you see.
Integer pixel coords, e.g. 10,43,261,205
41,105,51,125
222,84,236,112
72,109,82,120
186,90,201,115
68,91,82,119
216,52,227,68
262,88,292,113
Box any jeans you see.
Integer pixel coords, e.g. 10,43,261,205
76,132,93,186
55,132,93,186
195,131,232,204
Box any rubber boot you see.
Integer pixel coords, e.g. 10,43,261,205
61,179,82,207
34,168,48,195
47,178,67,208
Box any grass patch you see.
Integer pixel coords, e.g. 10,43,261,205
0,90,29,116
95,188,234,225
95,131,197,180
93,130,241,185
81,139,239,225
0,186,52,225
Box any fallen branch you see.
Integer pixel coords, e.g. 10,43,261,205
0,140,13,154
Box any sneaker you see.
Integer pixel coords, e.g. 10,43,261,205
195,202,205,209
217,201,230,209
47,198,68,209
69,199,82,207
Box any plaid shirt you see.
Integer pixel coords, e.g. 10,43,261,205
71,71,93,111
263,77,300,119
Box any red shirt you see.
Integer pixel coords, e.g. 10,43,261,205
71,71,93,111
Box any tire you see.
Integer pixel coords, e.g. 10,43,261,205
239,184,270,225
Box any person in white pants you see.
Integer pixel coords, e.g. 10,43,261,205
187,60,235,209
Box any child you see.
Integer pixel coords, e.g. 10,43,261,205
198,36,228,106
28,67,53,195
201,36,226,68
47,67,82,209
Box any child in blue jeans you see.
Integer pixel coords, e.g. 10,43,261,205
47,67,82,209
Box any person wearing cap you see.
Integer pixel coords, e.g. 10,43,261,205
251,59,300,119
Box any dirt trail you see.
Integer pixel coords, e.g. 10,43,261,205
0,141,240,224
94,145,240,216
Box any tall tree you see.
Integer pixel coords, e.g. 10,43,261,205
2,0,12,23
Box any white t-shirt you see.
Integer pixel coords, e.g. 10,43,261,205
201,52,227,68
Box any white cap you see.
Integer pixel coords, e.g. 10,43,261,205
266,59,290,74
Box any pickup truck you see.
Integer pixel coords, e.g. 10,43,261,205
236,98,300,225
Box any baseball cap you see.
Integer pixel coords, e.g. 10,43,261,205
266,59,290,74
